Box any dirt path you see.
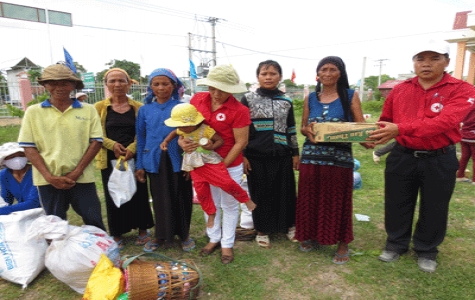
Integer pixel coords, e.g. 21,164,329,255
0,117,21,126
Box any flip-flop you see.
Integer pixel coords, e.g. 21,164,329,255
116,239,125,251
135,231,151,246
143,240,159,253
332,251,350,265
181,237,196,252
299,240,315,252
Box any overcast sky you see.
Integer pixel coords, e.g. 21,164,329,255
2,0,475,85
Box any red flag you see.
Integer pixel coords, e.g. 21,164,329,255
291,69,296,83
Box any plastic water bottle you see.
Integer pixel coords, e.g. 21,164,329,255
353,171,362,190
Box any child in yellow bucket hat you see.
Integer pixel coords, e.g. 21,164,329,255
163,103,256,228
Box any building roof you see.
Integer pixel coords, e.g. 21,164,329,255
11,57,38,70
378,80,405,90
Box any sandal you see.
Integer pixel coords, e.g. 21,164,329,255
286,226,298,243
116,239,125,251
255,234,270,248
299,240,315,252
143,240,159,253
221,248,234,264
199,242,221,256
181,237,196,252
135,231,151,246
332,250,350,265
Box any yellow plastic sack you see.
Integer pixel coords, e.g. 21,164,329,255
83,254,125,300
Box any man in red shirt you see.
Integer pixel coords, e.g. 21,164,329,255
370,40,475,272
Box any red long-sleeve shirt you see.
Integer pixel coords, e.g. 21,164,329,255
461,106,475,141
379,73,475,150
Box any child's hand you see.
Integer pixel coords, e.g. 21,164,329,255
201,140,213,150
160,141,168,151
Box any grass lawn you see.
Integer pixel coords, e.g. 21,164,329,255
1,107,474,299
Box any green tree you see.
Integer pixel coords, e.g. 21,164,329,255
282,79,297,88
0,73,7,99
364,74,395,91
74,62,87,73
73,62,87,79
363,74,395,101
96,59,141,82
27,67,43,83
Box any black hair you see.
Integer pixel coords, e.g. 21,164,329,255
256,60,282,77
316,56,351,121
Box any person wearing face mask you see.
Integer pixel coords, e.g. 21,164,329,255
0,142,41,215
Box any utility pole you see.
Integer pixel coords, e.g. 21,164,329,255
188,33,195,95
374,59,389,86
188,16,221,82
45,8,54,64
360,57,366,101
208,17,218,67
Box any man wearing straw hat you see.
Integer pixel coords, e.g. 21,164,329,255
18,63,106,230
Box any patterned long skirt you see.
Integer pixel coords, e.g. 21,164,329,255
295,164,354,245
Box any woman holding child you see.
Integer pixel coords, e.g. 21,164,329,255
180,65,251,264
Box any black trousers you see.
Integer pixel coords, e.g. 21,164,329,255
383,144,458,260
38,183,106,231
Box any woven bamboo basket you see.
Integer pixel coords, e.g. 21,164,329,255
122,253,202,300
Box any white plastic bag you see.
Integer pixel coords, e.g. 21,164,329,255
0,195,8,208
0,208,48,288
108,157,136,208
29,215,120,294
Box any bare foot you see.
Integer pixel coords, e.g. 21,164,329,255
207,213,216,228
245,199,257,211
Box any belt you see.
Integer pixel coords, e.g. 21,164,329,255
394,144,455,158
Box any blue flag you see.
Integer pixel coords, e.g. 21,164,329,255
63,47,77,73
189,59,197,79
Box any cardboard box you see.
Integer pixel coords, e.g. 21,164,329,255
313,122,378,142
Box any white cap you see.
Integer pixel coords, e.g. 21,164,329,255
75,92,87,99
413,40,450,57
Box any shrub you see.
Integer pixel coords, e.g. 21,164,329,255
6,93,49,118
292,98,303,116
361,100,384,114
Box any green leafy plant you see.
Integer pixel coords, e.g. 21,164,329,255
361,99,385,114
6,104,24,118
5,93,49,118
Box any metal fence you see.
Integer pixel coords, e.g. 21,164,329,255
0,81,327,118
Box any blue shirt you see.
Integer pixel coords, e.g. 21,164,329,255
300,89,355,169
136,98,183,173
0,167,41,215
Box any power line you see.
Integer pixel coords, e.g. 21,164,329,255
74,24,186,38
96,0,253,32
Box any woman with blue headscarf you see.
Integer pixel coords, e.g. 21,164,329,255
135,68,195,252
